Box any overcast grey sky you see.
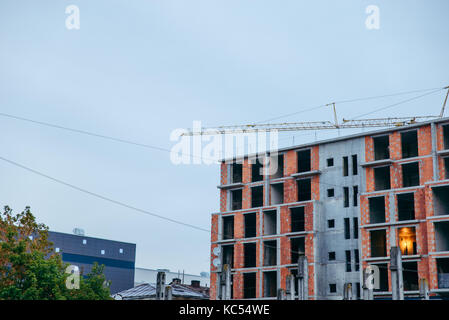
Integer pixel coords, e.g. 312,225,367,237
0,0,448,275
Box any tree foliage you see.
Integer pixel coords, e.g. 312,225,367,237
0,206,112,300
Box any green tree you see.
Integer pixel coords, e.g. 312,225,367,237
0,206,112,300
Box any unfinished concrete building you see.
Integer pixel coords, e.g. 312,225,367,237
210,117,449,299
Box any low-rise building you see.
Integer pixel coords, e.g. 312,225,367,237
49,230,136,294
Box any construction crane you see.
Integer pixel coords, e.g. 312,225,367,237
182,87,449,136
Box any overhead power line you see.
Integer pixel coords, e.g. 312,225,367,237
0,154,420,266
351,88,444,120
258,86,444,123
0,155,210,233
0,112,173,153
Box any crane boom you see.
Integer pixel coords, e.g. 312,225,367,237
181,88,448,136
181,116,439,136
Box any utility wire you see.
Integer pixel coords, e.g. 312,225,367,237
0,112,172,153
0,86,445,158
350,88,444,120
0,155,210,233
257,86,444,124
0,155,420,271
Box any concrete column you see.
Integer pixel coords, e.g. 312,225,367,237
431,123,439,181
390,247,404,300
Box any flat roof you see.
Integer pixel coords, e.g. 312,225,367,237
222,116,449,162
49,230,136,246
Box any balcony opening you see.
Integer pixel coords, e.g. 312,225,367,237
432,185,449,216
290,207,305,232
344,218,351,239
244,213,257,238
297,178,312,201
401,130,418,159
397,193,415,221
270,183,284,205
345,250,352,272
444,125,449,150
344,187,349,207
263,240,277,266
222,245,234,268
437,258,449,289
352,155,358,175
222,216,234,240
263,271,277,298
243,272,257,299
369,196,386,224
374,263,389,292
263,210,277,236
244,243,257,268
343,156,349,176
435,221,449,252
231,162,242,183
402,162,420,187
230,189,242,211
373,135,390,160
354,249,360,271
374,166,391,191
297,149,311,173
403,262,419,291
251,186,263,208
445,158,449,179
398,227,417,256
270,154,284,179
370,230,387,257
290,237,305,264
251,159,264,182
353,217,359,239
353,186,359,207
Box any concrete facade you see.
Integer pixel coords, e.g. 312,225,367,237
210,117,449,300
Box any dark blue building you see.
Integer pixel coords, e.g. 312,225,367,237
48,231,136,294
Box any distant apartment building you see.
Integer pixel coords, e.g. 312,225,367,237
49,231,136,294
210,117,449,299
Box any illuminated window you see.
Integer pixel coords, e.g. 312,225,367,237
398,227,417,256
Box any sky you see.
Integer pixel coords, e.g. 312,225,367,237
0,0,448,276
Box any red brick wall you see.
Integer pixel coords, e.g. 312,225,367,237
418,126,432,156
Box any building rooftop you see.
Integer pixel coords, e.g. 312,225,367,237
112,282,209,300
222,116,449,162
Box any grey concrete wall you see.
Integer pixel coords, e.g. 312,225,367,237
316,137,365,299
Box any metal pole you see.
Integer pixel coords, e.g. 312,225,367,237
285,274,295,300
439,87,449,118
219,264,229,300
164,285,173,300
156,271,166,300
277,288,286,300
390,247,404,300
290,274,296,300
343,283,353,300
362,267,374,300
225,264,231,300
419,278,430,300
297,256,308,300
